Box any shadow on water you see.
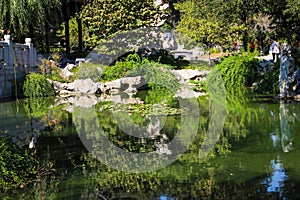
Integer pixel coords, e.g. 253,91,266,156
1,95,300,199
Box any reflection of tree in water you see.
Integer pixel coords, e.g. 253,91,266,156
10,97,300,199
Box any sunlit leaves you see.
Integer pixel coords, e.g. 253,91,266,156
174,0,246,49
80,0,165,48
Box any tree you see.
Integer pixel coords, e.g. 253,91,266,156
175,0,245,51
0,0,61,43
80,0,168,49
175,0,271,52
262,0,300,46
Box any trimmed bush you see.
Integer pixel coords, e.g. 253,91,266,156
23,73,55,98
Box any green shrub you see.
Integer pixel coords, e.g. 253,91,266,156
129,62,179,91
101,54,142,81
23,73,55,98
47,73,66,83
101,53,179,92
75,63,103,82
209,53,260,92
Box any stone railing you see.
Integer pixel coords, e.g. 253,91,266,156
0,35,37,68
0,35,38,98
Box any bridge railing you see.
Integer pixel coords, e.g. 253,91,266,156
0,35,38,98
0,35,37,69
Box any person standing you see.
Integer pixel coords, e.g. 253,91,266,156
271,38,280,63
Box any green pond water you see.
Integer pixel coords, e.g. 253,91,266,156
0,94,300,200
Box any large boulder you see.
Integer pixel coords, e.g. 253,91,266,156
103,79,121,90
73,78,99,94
120,76,146,92
102,76,145,93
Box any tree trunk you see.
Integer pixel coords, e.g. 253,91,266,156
243,32,248,52
45,19,50,54
65,19,70,54
62,2,70,55
77,17,83,53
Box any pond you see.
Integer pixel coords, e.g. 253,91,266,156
1,93,300,200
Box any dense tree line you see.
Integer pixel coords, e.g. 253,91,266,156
176,0,300,51
0,0,299,54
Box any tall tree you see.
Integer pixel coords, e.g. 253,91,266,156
0,0,61,42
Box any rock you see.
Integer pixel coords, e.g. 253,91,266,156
73,95,99,108
60,68,74,80
65,63,76,71
175,87,206,99
104,79,121,90
102,76,145,93
120,76,145,92
57,90,79,96
172,69,209,84
50,80,67,90
73,79,99,94
66,82,75,91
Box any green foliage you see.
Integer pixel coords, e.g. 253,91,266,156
183,61,213,70
102,53,179,94
209,53,260,92
47,73,67,83
292,47,300,68
175,0,246,50
80,0,165,49
24,97,55,118
101,54,142,81
264,0,300,46
129,61,179,91
0,137,37,191
0,0,60,41
56,17,83,52
254,66,280,94
23,73,55,98
75,63,103,82
145,89,175,105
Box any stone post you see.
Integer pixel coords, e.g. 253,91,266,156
25,38,34,67
4,35,13,66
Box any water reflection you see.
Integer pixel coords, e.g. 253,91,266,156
262,102,293,198
2,96,300,199
263,157,288,197
279,103,293,153
159,195,176,200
